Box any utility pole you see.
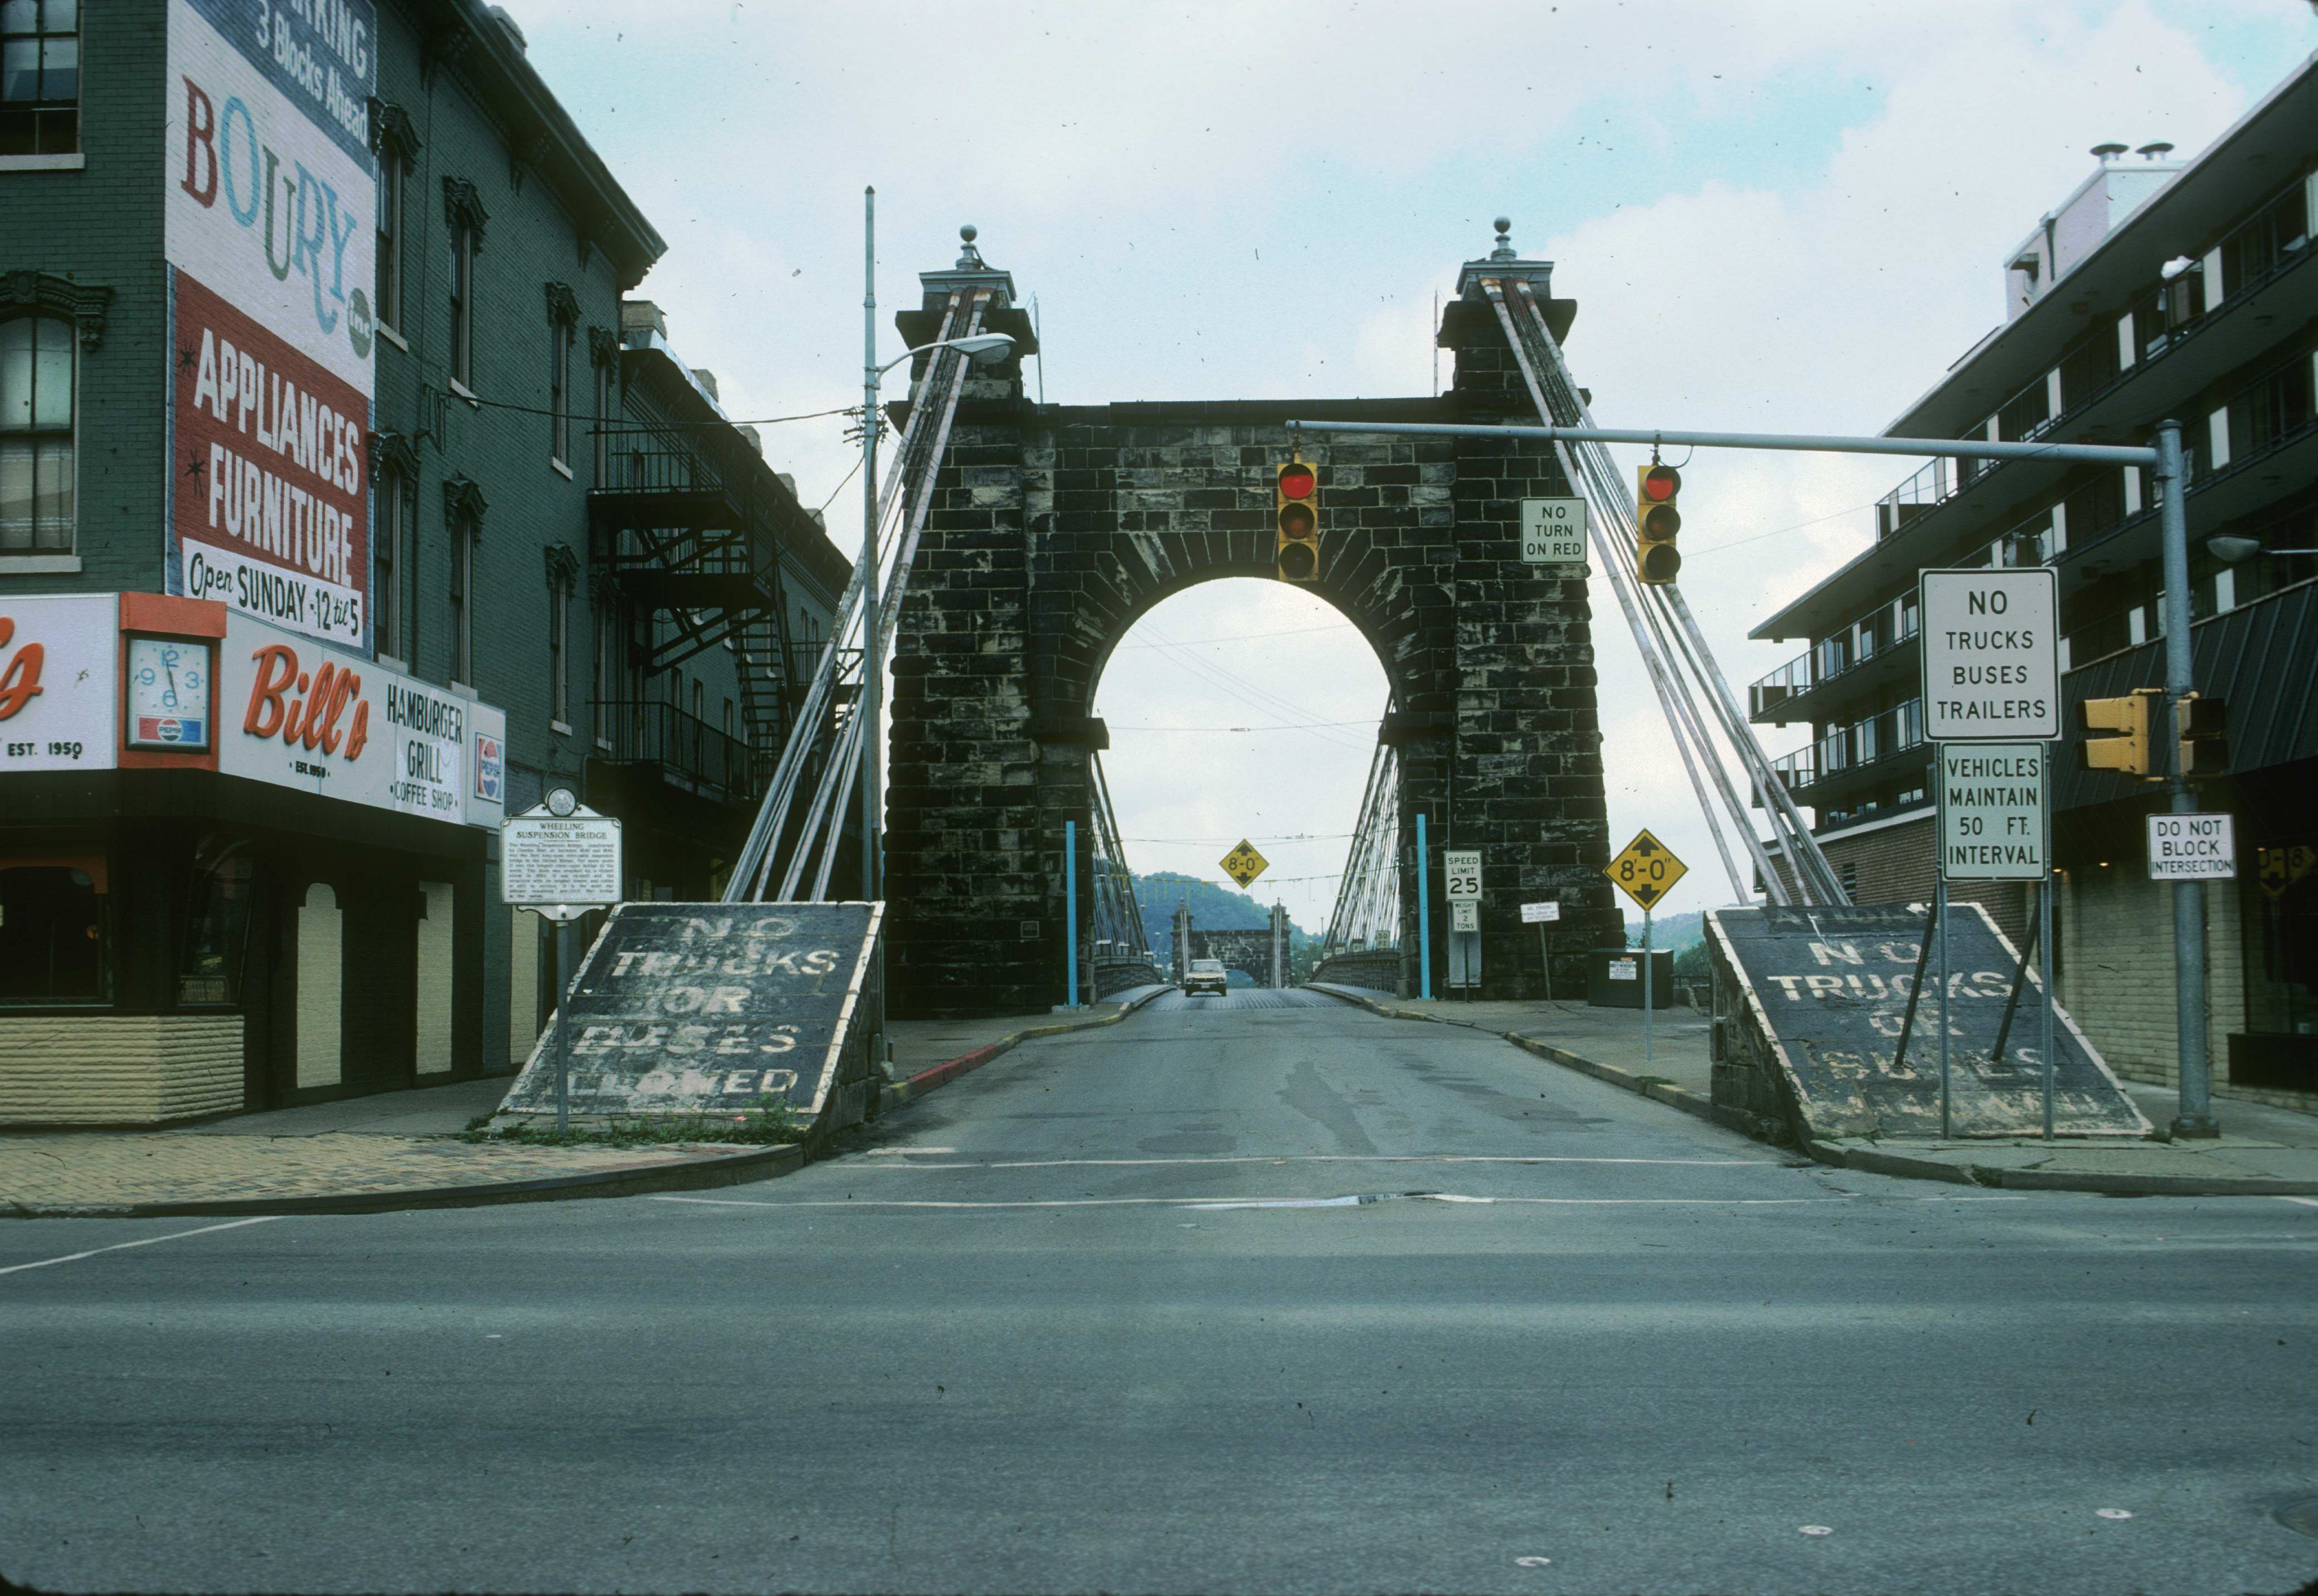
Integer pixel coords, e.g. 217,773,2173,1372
2156,419,2216,1138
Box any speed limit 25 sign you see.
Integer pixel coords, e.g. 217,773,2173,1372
1443,850,1482,902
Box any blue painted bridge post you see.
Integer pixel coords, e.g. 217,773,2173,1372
1416,812,1432,1001
1065,818,1080,1009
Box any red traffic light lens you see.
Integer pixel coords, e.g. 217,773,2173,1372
1642,466,1681,502
1278,463,1317,500
1279,502,1317,538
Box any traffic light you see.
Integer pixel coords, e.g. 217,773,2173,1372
1277,458,1319,582
1635,464,1682,585
2175,692,2229,779
2078,688,2160,778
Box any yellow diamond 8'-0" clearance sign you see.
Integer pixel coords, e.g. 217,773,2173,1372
1219,840,1269,890
1606,829,1687,911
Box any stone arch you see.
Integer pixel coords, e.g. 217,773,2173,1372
883,256,1624,1019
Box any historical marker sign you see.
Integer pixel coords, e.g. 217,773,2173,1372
2147,813,2236,881
1219,840,1269,890
1443,850,1483,902
1938,742,2045,881
1605,830,1686,910
1519,497,1589,566
1920,568,2058,742
502,802,623,916
499,901,885,1125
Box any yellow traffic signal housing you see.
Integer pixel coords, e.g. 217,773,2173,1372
2078,688,2160,778
2176,691,2229,779
1635,465,1682,585
1277,459,1319,582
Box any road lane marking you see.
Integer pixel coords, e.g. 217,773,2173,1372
654,1194,1860,1211
2278,1197,2318,1209
861,1154,1780,1170
0,1216,285,1278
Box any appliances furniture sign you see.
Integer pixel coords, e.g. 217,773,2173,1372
165,0,377,647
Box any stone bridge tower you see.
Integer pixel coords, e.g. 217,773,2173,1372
884,227,1624,1018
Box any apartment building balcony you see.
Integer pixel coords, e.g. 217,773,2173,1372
587,699,760,809
1748,612,1920,727
1754,225,2315,646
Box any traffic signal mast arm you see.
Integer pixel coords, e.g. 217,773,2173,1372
1285,417,2160,469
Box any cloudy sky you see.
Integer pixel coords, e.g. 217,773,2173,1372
518,0,2314,929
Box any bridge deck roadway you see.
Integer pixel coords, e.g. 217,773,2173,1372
4,1001,2316,1594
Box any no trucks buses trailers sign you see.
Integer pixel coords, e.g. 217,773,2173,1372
1920,568,2058,742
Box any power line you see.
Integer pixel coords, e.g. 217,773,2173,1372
1107,721,1378,732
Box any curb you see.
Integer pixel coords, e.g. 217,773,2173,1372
878,986,1172,1115
6,989,1177,1221
3,1141,810,1220
1307,985,2318,1198
1801,1138,2318,1196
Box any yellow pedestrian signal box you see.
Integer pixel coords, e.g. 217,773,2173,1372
1635,465,1682,585
2175,692,2229,779
1277,460,1319,582
2078,689,2160,778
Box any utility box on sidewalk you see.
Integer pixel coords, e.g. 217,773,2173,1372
1587,947,1672,1008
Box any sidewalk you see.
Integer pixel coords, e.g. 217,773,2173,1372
1309,984,2318,1197
1,988,1171,1219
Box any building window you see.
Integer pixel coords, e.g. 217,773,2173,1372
0,857,108,1004
370,433,417,662
592,598,618,747
448,223,475,388
448,528,471,684
0,312,73,551
370,104,421,335
545,548,576,726
443,476,486,687
550,325,571,464
376,146,404,333
178,835,255,1006
442,181,488,391
0,0,78,157
544,285,578,468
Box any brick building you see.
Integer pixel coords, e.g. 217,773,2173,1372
1748,58,2317,1109
0,0,842,1124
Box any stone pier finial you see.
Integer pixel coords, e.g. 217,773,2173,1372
1490,217,1517,261
956,225,985,270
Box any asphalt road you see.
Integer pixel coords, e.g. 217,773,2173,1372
6,992,2317,1595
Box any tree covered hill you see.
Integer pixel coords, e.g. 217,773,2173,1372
1127,870,1318,954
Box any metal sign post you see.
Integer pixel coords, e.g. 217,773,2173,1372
1521,901,1561,1001
1642,906,1654,1066
1605,832,1687,1066
1922,566,2057,1144
500,789,622,1134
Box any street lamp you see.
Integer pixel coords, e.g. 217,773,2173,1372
2207,535,2318,563
858,187,1014,902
